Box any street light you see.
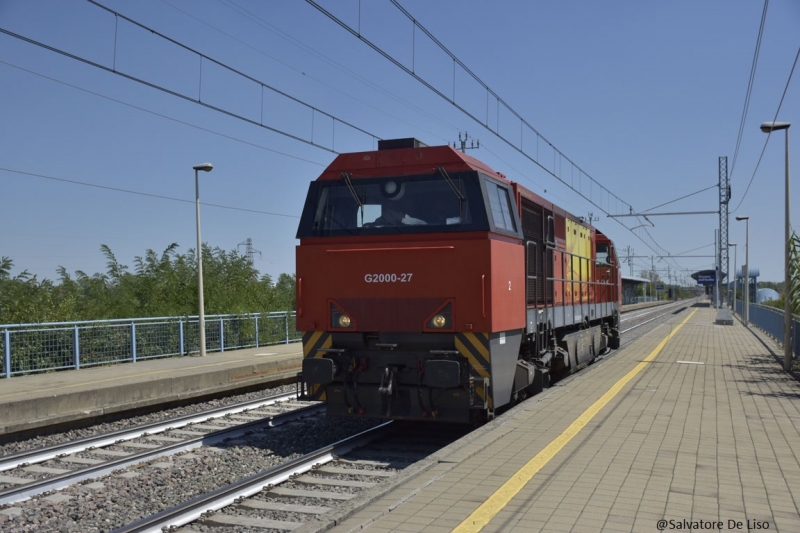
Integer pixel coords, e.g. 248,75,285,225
760,120,792,371
736,216,749,327
193,162,214,356
728,243,737,312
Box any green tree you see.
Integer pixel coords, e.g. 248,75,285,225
0,244,296,324
0,258,67,324
759,232,800,315
273,273,297,312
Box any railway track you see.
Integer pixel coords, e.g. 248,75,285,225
620,299,697,335
589,298,700,362
114,422,468,533
0,392,322,506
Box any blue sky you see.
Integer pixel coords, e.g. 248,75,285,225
0,0,797,288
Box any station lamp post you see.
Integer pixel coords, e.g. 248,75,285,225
194,162,214,357
729,242,737,312
760,120,792,371
735,216,749,327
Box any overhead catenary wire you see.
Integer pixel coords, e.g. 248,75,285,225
217,0,461,140
729,0,769,180
0,59,327,168
732,45,799,213
0,2,381,155
159,0,454,144
0,167,300,219
671,243,715,257
640,184,718,214
82,0,380,150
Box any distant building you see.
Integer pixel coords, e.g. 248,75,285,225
756,288,780,304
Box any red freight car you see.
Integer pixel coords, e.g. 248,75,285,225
296,138,621,423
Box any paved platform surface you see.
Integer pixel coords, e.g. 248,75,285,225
0,343,302,436
313,305,800,533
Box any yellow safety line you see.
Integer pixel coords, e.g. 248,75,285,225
452,309,697,533
0,350,303,400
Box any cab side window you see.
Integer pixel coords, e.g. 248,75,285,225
486,180,517,232
596,243,610,264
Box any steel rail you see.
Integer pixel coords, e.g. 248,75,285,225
620,300,691,321
111,422,395,533
0,401,323,506
621,304,693,336
0,391,298,473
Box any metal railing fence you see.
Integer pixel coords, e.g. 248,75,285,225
1,312,299,378
734,300,799,359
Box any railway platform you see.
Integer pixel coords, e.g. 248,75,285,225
0,343,302,438
308,303,800,533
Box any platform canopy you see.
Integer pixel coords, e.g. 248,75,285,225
622,275,650,284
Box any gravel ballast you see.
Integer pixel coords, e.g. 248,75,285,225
0,384,299,457
0,414,379,533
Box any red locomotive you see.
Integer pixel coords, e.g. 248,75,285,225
296,138,621,423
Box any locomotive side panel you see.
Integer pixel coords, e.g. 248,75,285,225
513,180,621,379
486,237,525,408
488,236,526,332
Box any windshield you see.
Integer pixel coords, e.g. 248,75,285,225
297,172,490,237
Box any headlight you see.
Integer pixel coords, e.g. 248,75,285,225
425,302,453,331
330,301,355,329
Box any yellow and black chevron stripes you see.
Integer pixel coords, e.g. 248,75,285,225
302,331,332,357
301,331,332,401
455,332,492,409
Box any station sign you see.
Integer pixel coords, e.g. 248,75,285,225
656,285,665,291
695,273,716,285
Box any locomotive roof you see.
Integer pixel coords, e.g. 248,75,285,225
317,144,509,183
